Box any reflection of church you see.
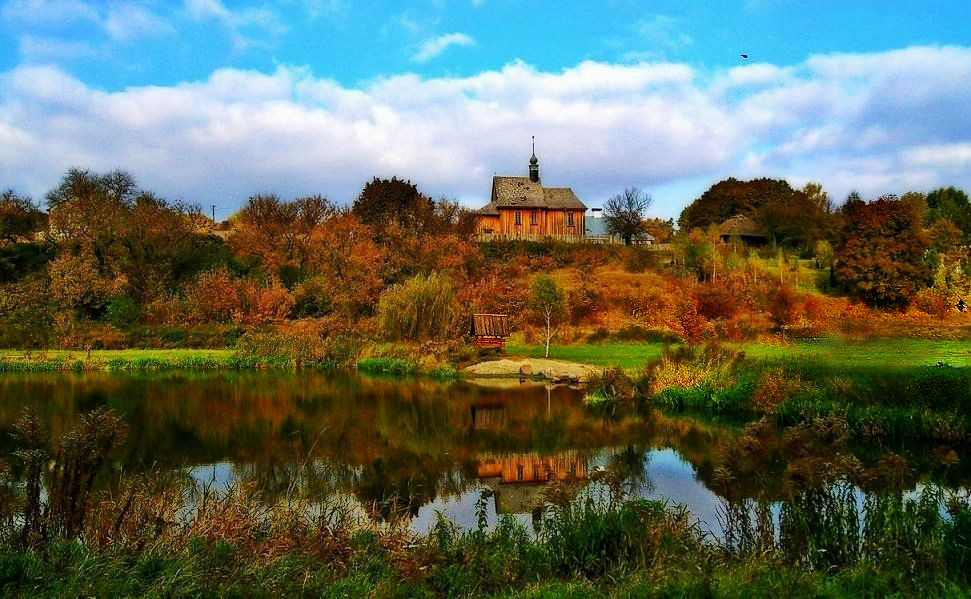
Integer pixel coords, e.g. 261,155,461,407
476,451,588,513
476,451,587,483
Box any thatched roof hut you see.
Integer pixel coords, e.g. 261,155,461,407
718,214,767,244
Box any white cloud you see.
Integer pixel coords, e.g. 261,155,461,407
413,32,474,62
17,33,98,60
1,46,971,218
183,0,286,49
1,0,98,26
104,3,174,42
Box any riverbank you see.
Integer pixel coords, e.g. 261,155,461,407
8,336,967,372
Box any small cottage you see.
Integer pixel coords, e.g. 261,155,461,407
718,214,768,245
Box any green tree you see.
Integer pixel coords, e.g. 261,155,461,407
678,177,795,231
679,178,835,252
835,195,932,309
352,177,436,234
530,274,566,358
926,186,971,242
604,187,652,245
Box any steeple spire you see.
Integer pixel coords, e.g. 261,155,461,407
529,135,540,182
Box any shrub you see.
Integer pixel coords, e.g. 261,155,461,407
377,272,456,342
291,277,333,318
584,367,636,406
183,268,242,323
104,294,140,329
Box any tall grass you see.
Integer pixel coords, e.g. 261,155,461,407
641,344,971,442
1,408,969,597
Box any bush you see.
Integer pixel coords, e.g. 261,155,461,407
105,294,140,329
183,268,242,323
291,277,333,318
584,367,636,406
623,246,657,273
377,272,456,342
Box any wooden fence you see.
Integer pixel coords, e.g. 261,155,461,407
476,233,656,245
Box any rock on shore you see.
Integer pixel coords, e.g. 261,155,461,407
463,357,597,383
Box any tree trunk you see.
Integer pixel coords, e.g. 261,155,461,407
544,309,552,357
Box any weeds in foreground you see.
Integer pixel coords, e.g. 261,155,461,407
1,408,970,597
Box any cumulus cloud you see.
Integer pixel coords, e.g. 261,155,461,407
1,45,970,217
413,32,474,62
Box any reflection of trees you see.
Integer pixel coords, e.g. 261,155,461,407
608,445,652,496
352,455,460,522
3,372,970,525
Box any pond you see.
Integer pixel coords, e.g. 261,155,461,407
0,371,967,535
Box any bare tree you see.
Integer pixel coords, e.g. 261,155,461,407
605,187,653,245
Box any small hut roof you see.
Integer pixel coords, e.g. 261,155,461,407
718,214,766,238
475,201,500,216
472,313,509,337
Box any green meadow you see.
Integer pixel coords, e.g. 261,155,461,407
509,338,971,370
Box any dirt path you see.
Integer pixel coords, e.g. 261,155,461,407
463,357,599,382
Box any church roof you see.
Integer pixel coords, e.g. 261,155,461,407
489,176,586,210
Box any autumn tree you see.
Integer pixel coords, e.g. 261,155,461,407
304,211,386,317
0,190,45,243
605,187,652,245
835,195,932,309
530,274,566,358
228,194,333,285
125,192,199,301
643,217,675,243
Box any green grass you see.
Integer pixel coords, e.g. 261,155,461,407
506,342,668,371
0,349,235,362
736,338,971,368
508,339,971,371
0,349,260,372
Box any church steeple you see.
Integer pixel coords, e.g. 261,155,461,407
528,136,540,183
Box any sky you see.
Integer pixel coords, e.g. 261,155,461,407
1,1,971,220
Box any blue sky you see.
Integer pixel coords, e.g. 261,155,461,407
2,0,971,219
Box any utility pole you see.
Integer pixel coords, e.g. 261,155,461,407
211,204,216,222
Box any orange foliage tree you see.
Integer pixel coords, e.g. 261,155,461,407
835,195,932,309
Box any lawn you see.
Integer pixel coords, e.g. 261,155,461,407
0,348,240,371
0,348,235,362
505,342,667,370
506,338,971,371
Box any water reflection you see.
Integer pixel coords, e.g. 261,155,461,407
0,371,967,535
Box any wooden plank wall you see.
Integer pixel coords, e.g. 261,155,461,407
476,209,585,237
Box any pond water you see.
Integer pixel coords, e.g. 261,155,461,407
0,371,967,535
